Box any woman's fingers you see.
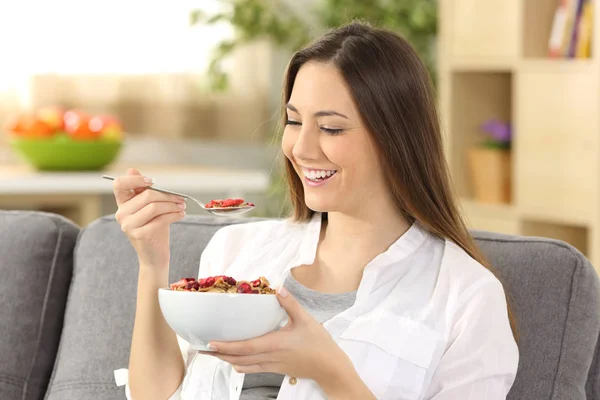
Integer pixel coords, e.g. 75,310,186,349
230,362,284,374
112,173,154,205
200,351,280,367
117,188,185,220
130,210,187,240
119,201,186,234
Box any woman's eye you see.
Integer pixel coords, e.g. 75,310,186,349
285,120,301,126
321,127,344,135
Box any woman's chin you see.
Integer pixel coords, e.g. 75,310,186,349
304,197,337,213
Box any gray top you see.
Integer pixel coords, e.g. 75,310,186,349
240,271,357,399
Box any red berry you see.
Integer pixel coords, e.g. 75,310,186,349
205,277,216,287
185,281,199,290
251,279,261,287
198,278,207,287
237,283,252,293
224,276,236,285
213,275,235,285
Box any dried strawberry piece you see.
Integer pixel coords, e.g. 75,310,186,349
202,277,216,288
206,199,224,208
237,282,252,293
172,277,194,286
207,198,246,208
214,275,236,285
221,198,244,207
251,279,262,287
170,277,195,290
220,199,234,207
184,281,200,291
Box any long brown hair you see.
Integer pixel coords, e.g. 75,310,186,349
280,21,518,341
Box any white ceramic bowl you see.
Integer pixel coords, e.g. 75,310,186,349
158,289,287,351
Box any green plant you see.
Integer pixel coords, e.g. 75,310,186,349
190,0,437,91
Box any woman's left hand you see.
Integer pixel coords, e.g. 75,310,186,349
199,286,354,384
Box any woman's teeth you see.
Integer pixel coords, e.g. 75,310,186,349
303,169,337,181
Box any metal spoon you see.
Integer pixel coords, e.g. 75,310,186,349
101,175,255,216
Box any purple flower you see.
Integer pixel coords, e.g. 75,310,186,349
481,119,511,143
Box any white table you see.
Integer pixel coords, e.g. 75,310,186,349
0,164,271,226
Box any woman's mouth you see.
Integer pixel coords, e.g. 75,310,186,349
302,168,337,187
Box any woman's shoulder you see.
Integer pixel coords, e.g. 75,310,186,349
440,239,505,297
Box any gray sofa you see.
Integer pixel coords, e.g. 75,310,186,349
1,210,599,400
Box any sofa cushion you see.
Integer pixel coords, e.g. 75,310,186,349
0,211,79,400
473,231,600,400
44,215,252,400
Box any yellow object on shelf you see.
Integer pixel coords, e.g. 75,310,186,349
468,148,511,204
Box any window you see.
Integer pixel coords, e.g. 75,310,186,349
0,0,231,76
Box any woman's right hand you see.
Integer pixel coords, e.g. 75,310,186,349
112,168,187,269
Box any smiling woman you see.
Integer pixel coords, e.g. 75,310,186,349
117,21,519,400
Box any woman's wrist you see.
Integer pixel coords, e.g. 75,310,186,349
137,264,169,294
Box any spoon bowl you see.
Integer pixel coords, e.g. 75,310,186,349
101,175,255,216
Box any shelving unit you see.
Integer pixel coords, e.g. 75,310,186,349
439,0,600,270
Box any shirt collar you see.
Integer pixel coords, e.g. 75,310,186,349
297,212,430,268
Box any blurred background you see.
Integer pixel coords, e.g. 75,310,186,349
0,0,597,269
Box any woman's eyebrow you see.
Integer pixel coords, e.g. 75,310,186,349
286,103,349,120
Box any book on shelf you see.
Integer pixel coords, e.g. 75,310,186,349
548,0,593,58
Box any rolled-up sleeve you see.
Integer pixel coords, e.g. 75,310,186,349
424,278,519,399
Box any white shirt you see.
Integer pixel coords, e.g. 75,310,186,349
115,213,519,399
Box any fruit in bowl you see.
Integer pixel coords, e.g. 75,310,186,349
158,275,286,351
5,107,125,171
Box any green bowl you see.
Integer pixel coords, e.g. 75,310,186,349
10,135,123,171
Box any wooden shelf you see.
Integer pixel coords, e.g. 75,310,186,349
448,57,517,72
439,0,599,269
521,219,589,255
448,58,595,73
519,59,596,72
448,72,512,200
460,198,520,236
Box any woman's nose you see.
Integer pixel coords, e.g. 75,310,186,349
292,127,320,161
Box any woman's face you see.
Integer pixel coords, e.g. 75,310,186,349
282,61,388,215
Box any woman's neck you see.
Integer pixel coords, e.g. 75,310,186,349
317,208,411,273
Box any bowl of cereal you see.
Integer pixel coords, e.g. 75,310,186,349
158,275,286,350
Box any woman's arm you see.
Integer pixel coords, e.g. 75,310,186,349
127,225,228,399
128,265,184,400
424,278,519,399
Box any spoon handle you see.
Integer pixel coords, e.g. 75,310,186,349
101,175,191,199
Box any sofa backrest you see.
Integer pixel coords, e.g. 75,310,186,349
0,211,79,400
474,230,600,400
4,212,597,400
